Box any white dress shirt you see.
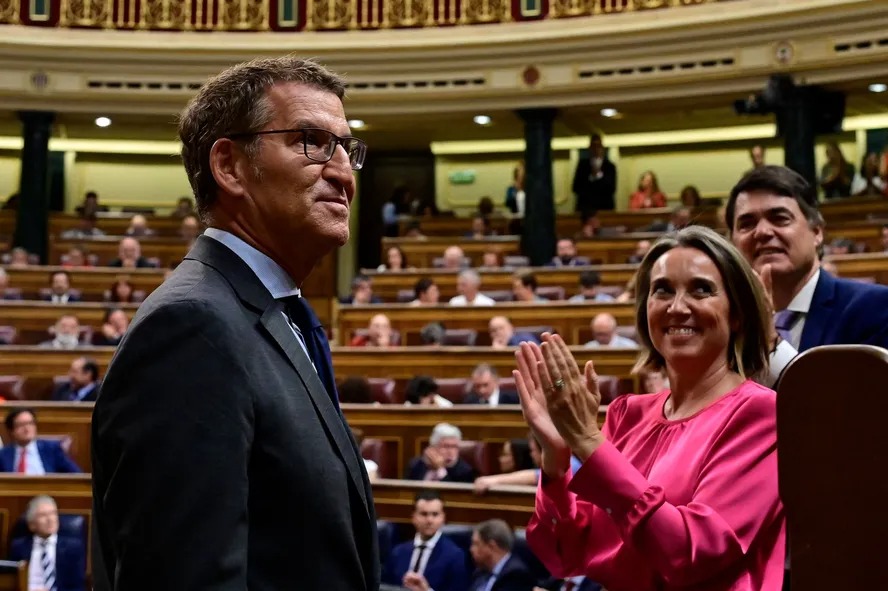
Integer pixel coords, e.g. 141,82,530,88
449,293,496,307
768,269,820,385
15,441,46,475
409,530,442,576
28,534,56,591
51,293,70,304
584,335,638,348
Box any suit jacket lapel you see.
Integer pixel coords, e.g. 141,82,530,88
800,272,835,352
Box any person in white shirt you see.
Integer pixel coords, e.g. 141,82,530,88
583,313,637,348
449,269,495,307
464,364,519,406
39,315,83,350
441,245,467,270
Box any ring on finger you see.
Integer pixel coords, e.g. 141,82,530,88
553,378,565,391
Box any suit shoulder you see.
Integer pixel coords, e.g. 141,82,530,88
834,276,888,305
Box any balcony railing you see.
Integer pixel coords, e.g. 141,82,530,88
0,0,718,30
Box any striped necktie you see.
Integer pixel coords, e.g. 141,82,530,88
41,538,56,591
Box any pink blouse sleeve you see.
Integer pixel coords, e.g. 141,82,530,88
527,395,783,588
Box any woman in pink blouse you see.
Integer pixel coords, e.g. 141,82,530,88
628,171,667,209
515,225,784,591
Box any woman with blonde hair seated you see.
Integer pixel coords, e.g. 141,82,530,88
515,226,784,590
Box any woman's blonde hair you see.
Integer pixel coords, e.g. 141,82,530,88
633,226,771,379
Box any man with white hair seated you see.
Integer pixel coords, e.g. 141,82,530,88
405,423,476,483
449,269,495,307
441,245,467,270
583,312,638,348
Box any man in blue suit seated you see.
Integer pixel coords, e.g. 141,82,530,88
488,317,540,350
1,409,82,473
382,490,469,591
468,519,537,591
9,495,86,591
725,165,888,386
406,423,476,483
51,357,100,402
463,364,519,406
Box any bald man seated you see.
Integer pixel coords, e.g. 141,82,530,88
583,313,638,348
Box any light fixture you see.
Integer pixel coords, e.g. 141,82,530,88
869,83,888,93
473,115,492,126
600,108,618,118
94,116,112,128
348,119,366,129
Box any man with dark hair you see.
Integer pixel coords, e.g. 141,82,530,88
44,271,80,304
382,490,469,591
92,56,378,591
569,270,614,303
1,409,81,473
469,519,536,591
342,273,383,304
572,134,617,213
52,357,100,402
725,164,888,386
546,238,587,268
511,272,546,303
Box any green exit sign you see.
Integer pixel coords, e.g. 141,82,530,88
449,170,476,184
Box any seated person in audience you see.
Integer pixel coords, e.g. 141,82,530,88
626,239,652,264
410,278,440,306
52,357,101,402
469,519,537,591
341,274,383,305
679,185,702,208
384,490,470,591
477,196,495,219
349,428,379,481
419,322,446,347
749,144,766,171
61,246,91,268
650,206,692,233
639,368,669,394
74,190,108,216
378,245,411,272
125,214,155,237
819,141,854,198
467,215,495,239
851,152,886,197
569,270,615,303
464,363,519,406
726,166,888,385
350,313,396,347
442,245,468,270
170,196,196,219
179,214,202,244
338,376,376,404
479,248,504,270
0,409,82,473
404,221,427,240
583,313,638,348
575,211,601,240
9,495,87,591
450,269,496,307
512,272,547,303
8,246,31,267
828,237,854,255
406,423,476,483
107,278,136,303
546,238,584,268
489,316,541,349
628,171,667,210
95,307,129,347
405,376,453,408
474,438,538,493
43,271,80,304
60,213,105,240
520,226,784,590
39,315,84,350
108,237,155,268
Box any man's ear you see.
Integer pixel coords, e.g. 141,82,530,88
209,138,250,199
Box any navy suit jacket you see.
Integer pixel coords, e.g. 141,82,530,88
539,577,602,591
463,390,520,405
406,457,476,483
799,272,888,352
0,440,81,473
382,536,469,591
470,554,537,591
507,333,540,347
51,381,99,402
9,535,87,591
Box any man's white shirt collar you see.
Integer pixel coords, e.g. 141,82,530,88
204,228,301,299
785,268,820,314
413,529,442,549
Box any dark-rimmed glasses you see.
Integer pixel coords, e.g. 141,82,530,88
226,127,367,170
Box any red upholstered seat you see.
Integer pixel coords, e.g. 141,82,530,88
361,437,397,479
366,378,396,404
459,440,495,476
435,378,470,404
0,375,26,401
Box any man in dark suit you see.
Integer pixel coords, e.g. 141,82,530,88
406,423,476,483
0,409,82,473
469,520,537,591
9,495,86,591
383,490,470,591
572,134,617,214
464,364,519,406
726,165,888,386
91,56,378,591
51,357,100,402
42,271,81,304
107,237,157,268
535,577,601,591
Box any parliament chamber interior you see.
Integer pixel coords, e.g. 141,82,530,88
1,0,888,589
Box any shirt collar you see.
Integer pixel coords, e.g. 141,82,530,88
491,552,511,576
204,228,301,299
33,533,57,546
786,268,820,314
413,529,442,549
490,388,500,405
19,441,37,453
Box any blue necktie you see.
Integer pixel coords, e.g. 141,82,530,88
774,310,801,345
281,296,340,409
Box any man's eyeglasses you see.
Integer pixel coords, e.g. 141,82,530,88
226,127,367,171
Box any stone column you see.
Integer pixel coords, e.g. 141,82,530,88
517,107,557,266
14,111,55,263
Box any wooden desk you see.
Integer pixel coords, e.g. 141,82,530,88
337,301,637,346
363,265,637,301
4,266,166,302
48,213,185,238
825,252,888,284
49,237,190,268
0,302,139,345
